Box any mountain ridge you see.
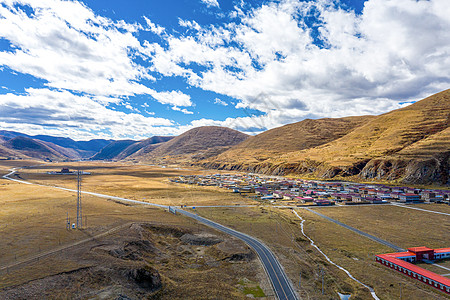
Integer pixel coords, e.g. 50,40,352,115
201,89,450,185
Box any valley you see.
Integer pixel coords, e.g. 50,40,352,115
1,161,449,299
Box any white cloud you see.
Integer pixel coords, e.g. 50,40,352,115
200,0,220,8
143,16,165,35
1,0,449,140
214,98,228,106
179,19,202,31
172,106,194,114
0,88,178,140
146,0,450,130
150,90,192,107
0,0,192,108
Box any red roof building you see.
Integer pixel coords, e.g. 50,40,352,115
376,247,450,294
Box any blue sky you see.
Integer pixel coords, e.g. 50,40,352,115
0,0,449,140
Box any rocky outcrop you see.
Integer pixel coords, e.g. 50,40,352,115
126,267,162,292
198,153,449,185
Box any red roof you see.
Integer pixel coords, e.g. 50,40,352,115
408,247,434,253
385,251,415,258
376,254,450,286
435,248,450,254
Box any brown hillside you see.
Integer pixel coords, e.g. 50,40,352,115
134,126,248,163
277,89,449,165
208,116,373,166
202,89,450,185
3,136,70,161
0,143,26,159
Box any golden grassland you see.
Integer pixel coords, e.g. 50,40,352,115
290,208,449,300
18,162,256,207
309,205,449,249
194,203,450,299
0,178,187,267
194,206,374,299
412,203,450,214
1,160,449,299
0,161,270,298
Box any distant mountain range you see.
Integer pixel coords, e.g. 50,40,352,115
0,130,112,160
1,89,448,185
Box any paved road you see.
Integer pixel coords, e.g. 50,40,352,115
305,208,405,252
176,209,298,300
3,169,298,300
391,203,450,216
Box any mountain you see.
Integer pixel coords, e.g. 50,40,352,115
203,90,450,185
2,136,72,161
132,126,249,163
114,136,173,160
90,140,136,160
90,136,174,161
0,130,112,158
0,143,24,159
205,116,373,167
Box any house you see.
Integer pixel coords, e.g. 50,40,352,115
421,192,436,201
376,247,450,294
314,199,333,206
399,193,423,203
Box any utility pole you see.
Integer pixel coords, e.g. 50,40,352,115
321,267,325,295
76,169,82,229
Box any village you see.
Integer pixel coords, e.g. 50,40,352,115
170,173,450,207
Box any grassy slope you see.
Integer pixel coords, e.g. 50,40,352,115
2,136,69,160
135,126,249,162
277,89,449,166
201,89,449,184
208,116,373,166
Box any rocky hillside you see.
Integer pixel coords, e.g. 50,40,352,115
132,126,249,163
202,90,450,185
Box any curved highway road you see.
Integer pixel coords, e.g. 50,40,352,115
2,169,299,300
176,209,298,300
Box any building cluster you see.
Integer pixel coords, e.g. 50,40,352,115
47,168,91,175
376,247,450,294
170,174,450,206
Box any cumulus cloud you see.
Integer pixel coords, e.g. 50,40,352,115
200,0,220,8
0,88,178,140
0,0,191,107
172,106,194,114
1,0,449,139
146,0,450,130
214,98,228,106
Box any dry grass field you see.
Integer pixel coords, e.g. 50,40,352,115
18,162,256,207
309,205,449,249
290,208,449,299
0,161,269,299
194,206,375,299
2,160,449,299
411,203,450,214
194,204,450,299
